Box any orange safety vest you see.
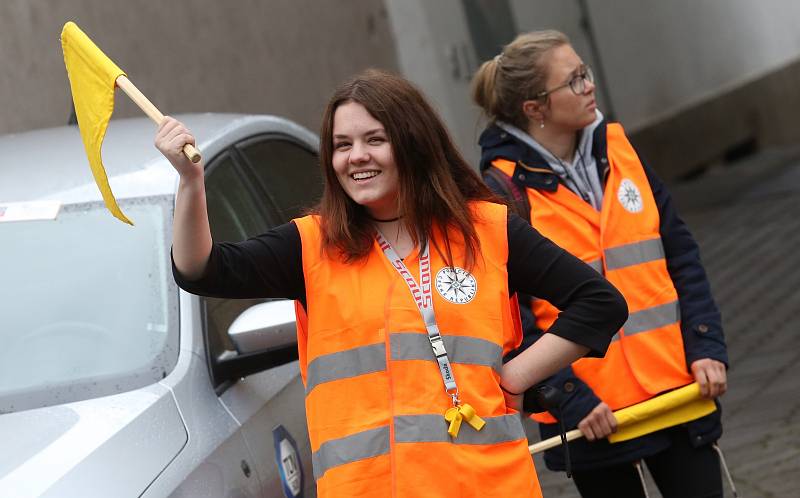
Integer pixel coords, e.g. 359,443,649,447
294,201,542,498
492,123,693,423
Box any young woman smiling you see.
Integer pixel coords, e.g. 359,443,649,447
158,68,627,498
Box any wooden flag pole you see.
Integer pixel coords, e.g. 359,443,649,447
115,75,201,163
528,383,714,455
529,429,584,455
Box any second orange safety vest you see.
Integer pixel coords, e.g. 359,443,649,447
492,123,693,423
293,201,543,498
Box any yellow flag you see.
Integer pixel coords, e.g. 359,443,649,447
608,383,716,443
61,21,132,225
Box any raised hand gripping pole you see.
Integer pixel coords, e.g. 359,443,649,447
115,75,201,163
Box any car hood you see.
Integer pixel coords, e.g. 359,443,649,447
0,384,187,497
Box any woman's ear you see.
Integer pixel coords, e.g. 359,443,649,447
522,99,546,123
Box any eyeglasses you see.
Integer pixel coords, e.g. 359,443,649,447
535,65,594,99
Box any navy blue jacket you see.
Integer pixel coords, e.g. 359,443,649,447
479,121,728,471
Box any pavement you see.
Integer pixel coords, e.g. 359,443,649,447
529,147,800,497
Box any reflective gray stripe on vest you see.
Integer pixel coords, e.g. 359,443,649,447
305,343,386,394
390,332,502,373
586,258,603,274
394,413,525,445
312,425,390,480
620,300,681,338
604,238,665,271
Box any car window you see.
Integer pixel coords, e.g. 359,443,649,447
0,197,178,412
203,139,318,385
237,137,323,221
204,153,276,366
206,153,273,242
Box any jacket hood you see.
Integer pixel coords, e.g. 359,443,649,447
478,120,610,192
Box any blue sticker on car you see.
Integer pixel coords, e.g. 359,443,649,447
272,425,304,498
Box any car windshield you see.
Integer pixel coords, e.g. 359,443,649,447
0,196,179,413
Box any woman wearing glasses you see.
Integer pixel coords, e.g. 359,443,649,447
471,31,729,498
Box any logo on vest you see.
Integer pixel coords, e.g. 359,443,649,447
617,178,643,213
435,267,477,304
441,362,453,381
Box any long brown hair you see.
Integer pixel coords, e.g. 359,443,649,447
317,69,494,267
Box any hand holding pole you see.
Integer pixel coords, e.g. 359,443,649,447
529,383,716,454
115,75,201,163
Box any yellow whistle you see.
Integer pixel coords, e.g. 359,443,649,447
445,407,462,437
444,403,486,438
459,403,486,431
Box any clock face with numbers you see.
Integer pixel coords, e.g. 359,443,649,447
435,267,478,304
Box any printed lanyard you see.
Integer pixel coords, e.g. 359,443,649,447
375,230,459,398
375,230,486,438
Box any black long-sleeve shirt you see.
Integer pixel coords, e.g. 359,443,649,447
173,213,627,357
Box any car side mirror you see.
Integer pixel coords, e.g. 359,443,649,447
227,300,297,355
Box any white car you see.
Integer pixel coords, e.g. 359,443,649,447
0,114,323,497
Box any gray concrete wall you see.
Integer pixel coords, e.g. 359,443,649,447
14,1,797,180
385,0,483,165
508,0,800,129
0,0,398,136
391,0,800,179
581,0,800,132
506,0,800,179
